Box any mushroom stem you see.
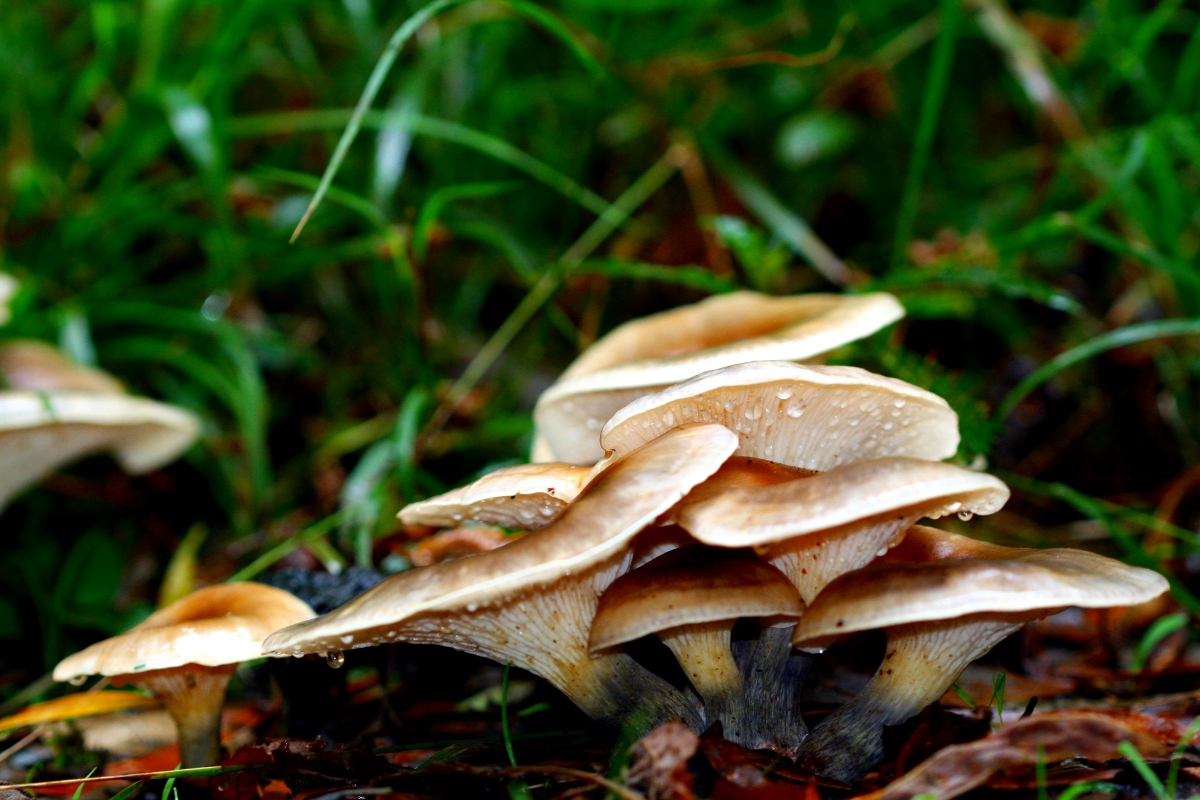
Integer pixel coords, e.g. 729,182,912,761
737,624,811,757
128,664,237,769
799,617,1021,782
659,622,745,741
766,516,912,604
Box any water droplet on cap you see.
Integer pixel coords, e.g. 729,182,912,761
326,651,345,669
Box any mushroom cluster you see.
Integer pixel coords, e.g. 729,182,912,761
50,291,1170,781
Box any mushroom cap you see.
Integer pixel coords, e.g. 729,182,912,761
534,292,905,464
676,457,1009,548
53,584,316,681
0,393,201,508
398,462,591,530
791,534,1169,646
600,362,959,471
589,550,803,652
263,423,740,656
672,456,815,514
0,341,125,394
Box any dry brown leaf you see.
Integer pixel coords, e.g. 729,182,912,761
861,711,1171,800
627,721,700,800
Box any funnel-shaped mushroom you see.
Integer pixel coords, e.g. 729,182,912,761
792,526,1170,781
398,463,591,530
54,583,315,768
677,457,1010,603
589,549,802,745
601,362,959,472
0,340,200,510
535,293,904,464
264,424,740,730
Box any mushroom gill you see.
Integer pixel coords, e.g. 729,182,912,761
264,424,740,731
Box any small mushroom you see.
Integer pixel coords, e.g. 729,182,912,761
264,424,740,731
677,457,1010,603
792,526,1170,781
589,548,802,745
534,292,904,464
398,462,591,530
53,583,315,768
0,340,199,510
600,362,959,472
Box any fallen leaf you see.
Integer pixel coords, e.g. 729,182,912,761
0,691,158,732
104,743,182,775
863,711,1171,800
627,720,700,800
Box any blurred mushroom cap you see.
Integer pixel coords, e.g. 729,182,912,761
535,292,904,464
398,462,591,530
53,584,316,681
600,361,958,471
589,550,802,652
0,341,124,394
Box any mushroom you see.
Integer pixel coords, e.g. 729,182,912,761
264,424,740,731
631,457,815,568
0,340,200,510
792,526,1170,781
398,462,591,531
676,457,1010,604
534,292,904,464
588,548,803,745
53,583,315,768
600,361,959,472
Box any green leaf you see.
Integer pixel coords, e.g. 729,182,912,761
1129,612,1189,672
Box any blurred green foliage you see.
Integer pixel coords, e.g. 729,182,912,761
3,0,1200,688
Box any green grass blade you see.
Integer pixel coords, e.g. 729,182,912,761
229,110,611,217
497,1,603,77
891,0,962,271
993,318,1200,425
1118,740,1169,800
703,141,851,286
414,181,524,260
290,0,466,241
1167,714,1200,798
1130,612,1189,672
576,259,735,294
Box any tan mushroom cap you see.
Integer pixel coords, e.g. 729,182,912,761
589,551,803,652
792,531,1170,647
600,362,959,471
398,462,591,530
534,292,904,464
677,458,1009,549
53,584,316,681
0,343,200,509
0,341,125,393
263,423,740,657
0,393,201,508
